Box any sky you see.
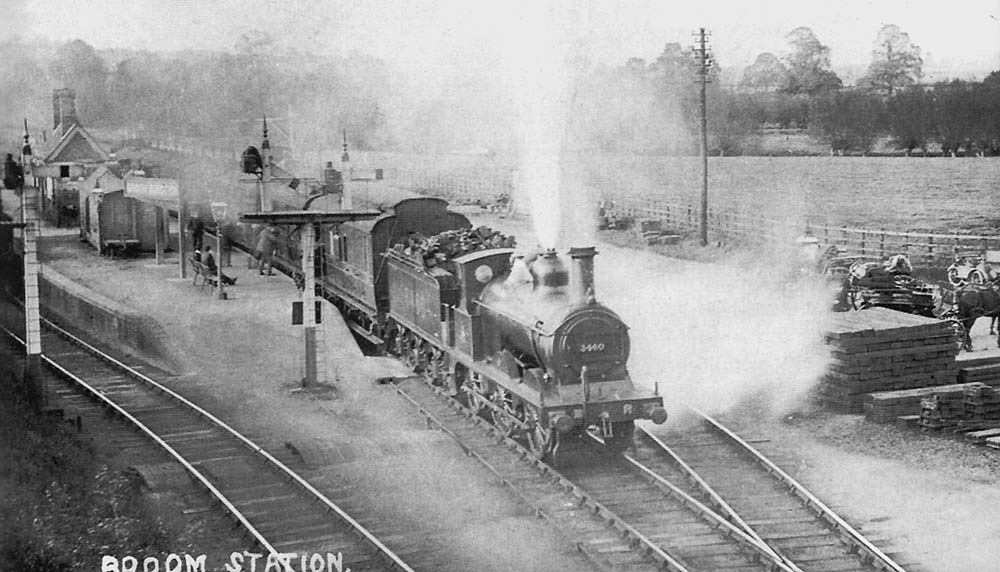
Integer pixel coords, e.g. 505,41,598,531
11,0,1000,83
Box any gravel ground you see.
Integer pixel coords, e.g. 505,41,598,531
38,205,1000,572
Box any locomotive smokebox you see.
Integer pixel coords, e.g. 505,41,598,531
530,249,569,298
568,246,597,302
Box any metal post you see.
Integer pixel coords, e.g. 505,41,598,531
178,194,188,279
301,223,317,387
154,207,164,264
216,231,224,301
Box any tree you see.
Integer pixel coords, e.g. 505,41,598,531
933,80,979,156
739,52,789,92
885,87,934,155
863,25,922,96
809,90,884,154
783,27,842,95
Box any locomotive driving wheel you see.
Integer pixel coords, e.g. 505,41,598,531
526,422,553,460
490,389,518,437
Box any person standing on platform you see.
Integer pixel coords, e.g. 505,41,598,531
203,244,236,285
189,217,205,250
253,225,278,276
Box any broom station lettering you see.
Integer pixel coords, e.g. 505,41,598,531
101,552,351,572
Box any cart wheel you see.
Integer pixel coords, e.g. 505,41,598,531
947,267,963,287
947,319,967,352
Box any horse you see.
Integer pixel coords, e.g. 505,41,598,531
953,284,1000,351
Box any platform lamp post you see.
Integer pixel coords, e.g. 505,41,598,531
3,121,45,408
210,201,227,301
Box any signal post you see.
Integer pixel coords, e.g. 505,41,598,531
240,209,378,389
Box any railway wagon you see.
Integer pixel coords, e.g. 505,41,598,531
81,189,165,255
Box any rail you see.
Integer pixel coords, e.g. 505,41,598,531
0,322,281,558
686,404,909,572
2,302,415,572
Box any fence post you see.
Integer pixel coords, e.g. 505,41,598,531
879,229,885,260
903,232,909,255
860,230,866,257
926,235,934,268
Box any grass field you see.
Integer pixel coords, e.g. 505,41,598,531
362,151,1000,235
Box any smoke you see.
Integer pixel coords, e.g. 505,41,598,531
596,244,836,420
503,3,574,250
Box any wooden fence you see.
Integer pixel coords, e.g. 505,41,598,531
605,196,1000,268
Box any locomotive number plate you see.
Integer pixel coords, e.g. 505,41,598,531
578,342,606,353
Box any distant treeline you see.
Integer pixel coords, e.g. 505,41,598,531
1,26,997,158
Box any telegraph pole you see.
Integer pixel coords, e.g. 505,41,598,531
693,28,713,246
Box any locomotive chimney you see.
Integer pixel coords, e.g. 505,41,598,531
568,246,597,302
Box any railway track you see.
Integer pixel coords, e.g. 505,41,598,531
637,408,912,572
0,301,415,572
390,372,913,572
390,374,806,572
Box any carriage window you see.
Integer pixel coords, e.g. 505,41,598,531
332,234,347,262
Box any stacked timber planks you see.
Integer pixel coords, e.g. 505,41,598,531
820,307,958,412
865,383,976,423
957,356,1000,385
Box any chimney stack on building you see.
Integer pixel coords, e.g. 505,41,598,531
52,88,78,135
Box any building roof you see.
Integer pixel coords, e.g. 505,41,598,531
43,123,111,165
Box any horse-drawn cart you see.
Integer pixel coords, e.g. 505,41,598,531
819,248,998,351
820,251,940,317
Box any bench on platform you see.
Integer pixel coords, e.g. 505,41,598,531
189,259,218,292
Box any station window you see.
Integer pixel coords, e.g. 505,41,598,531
60,165,70,178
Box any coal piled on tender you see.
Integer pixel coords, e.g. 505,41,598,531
392,226,516,269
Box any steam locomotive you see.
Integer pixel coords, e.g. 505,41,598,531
256,196,667,458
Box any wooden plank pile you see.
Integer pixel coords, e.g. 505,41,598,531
819,307,959,412
637,220,680,245
865,383,975,423
958,360,1000,385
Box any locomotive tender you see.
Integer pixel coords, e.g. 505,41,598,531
266,196,667,457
